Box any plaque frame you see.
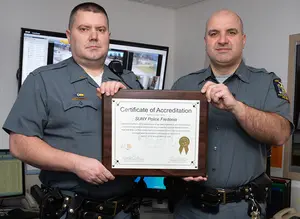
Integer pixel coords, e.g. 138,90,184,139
102,90,208,176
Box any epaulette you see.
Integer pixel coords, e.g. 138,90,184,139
187,68,207,75
176,68,206,82
122,69,134,75
178,68,207,80
246,66,269,74
31,59,69,75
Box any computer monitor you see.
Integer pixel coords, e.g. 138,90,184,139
18,28,169,91
135,176,167,199
18,28,71,89
0,150,25,199
109,39,168,90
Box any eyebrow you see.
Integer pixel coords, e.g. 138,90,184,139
207,28,240,35
227,28,239,33
207,29,219,35
77,24,107,29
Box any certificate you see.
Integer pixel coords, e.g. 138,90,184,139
102,90,208,176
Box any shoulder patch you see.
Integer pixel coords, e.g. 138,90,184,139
273,78,289,101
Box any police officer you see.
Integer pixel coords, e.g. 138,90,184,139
3,2,141,219
170,9,293,219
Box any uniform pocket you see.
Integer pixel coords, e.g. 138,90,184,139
63,100,99,134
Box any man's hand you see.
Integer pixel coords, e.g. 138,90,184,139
201,81,238,111
72,156,115,184
182,176,208,182
96,81,126,99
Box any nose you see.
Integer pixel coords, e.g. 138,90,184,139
218,33,229,45
89,29,98,41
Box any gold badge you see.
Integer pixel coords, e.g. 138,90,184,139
179,136,190,154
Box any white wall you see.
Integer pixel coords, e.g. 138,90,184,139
174,0,300,212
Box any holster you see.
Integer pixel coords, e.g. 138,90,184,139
248,172,272,203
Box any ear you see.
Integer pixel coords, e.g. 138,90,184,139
66,29,71,42
242,34,246,48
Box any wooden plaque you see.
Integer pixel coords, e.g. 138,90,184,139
102,90,208,176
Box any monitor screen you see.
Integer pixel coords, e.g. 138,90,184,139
0,150,25,198
109,40,168,90
19,28,71,88
135,176,167,199
135,176,166,190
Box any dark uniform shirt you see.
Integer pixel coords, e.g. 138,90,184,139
172,61,293,188
3,57,142,199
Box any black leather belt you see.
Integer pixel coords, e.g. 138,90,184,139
187,185,249,205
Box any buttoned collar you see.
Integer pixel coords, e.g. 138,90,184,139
198,60,250,85
67,57,121,87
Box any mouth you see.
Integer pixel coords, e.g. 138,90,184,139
86,45,101,49
215,48,231,52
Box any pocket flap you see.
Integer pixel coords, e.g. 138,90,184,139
63,100,98,111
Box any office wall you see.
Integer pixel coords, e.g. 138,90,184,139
174,0,300,211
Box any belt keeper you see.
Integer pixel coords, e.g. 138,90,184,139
217,189,226,205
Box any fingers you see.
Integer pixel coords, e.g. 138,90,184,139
97,173,108,183
182,177,194,182
92,177,104,185
99,81,127,96
203,82,222,103
114,82,126,93
211,90,224,104
192,176,208,182
201,81,215,94
102,167,115,181
96,88,102,99
182,176,208,182
89,169,114,185
201,82,228,103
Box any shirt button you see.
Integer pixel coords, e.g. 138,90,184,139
216,126,219,130
214,146,217,151
212,168,216,172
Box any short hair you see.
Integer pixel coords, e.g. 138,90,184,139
205,10,244,36
68,2,109,29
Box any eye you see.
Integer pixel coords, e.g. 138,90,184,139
97,28,107,33
79,27,89,32
229,31,237,35
209,32,217,37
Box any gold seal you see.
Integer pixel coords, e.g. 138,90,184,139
179,136,190,154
